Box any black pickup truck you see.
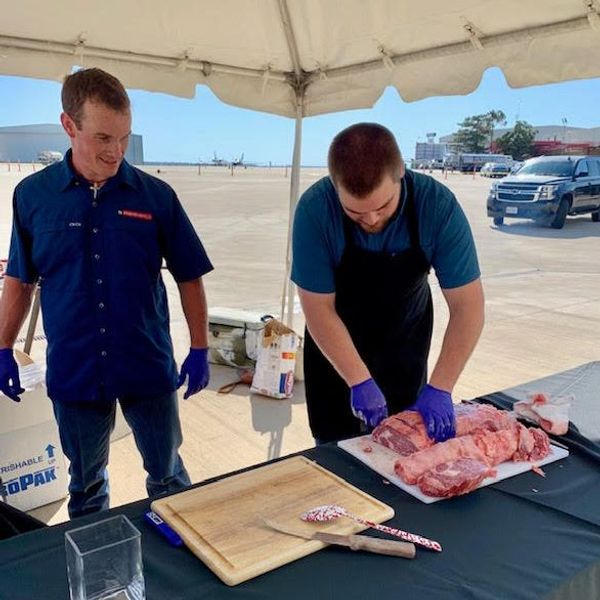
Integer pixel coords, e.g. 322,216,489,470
486,155,600,229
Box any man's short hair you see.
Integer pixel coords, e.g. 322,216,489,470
328,123,404,197
62,68,130,128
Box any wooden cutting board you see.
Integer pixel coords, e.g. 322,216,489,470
151,455,394,585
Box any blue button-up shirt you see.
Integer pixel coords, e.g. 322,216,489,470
7,151,213,403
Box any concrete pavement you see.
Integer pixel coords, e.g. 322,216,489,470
1,163,598,523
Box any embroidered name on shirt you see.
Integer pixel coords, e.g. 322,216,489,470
118,209,153,221
68,222,82,227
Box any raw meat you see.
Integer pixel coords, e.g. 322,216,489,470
394,426,551,487
395,436,488,485
514,392,571,435
416,459,496,498
374,403,552,498
372,411,433,456
513,423,550,462
373,403,517,457
471,429,519,465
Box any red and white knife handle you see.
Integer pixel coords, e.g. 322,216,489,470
357,517,443,552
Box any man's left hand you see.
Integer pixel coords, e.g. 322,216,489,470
177,348,210,399
409,384,456,442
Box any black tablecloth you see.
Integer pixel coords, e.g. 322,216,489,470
1,440,600,600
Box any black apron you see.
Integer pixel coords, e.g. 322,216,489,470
303,171,433,442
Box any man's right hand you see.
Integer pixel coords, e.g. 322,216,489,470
0,348,24,402
350,378,388,429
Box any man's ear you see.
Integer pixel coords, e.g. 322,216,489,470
60,112,77,138
398,162,406,180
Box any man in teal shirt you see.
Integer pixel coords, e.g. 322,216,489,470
292,123,484,443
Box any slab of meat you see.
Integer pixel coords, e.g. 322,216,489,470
373,403,517,457
372,411,432,456
395,436,488,485
471,429,519,466
514,392,571,435
513,422,550,462
416,459,496,498
395,426,551,486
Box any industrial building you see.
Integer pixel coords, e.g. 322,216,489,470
0,124,144,164
440,125,600,156
412,132,458,168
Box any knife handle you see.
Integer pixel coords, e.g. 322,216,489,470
314,532,416,559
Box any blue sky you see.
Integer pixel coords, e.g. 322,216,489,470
1,69,599,166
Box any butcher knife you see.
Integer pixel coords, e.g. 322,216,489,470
263,519,416,559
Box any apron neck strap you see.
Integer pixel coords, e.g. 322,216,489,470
340,170,421,251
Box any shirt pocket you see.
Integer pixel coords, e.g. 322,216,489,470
32,221,88,280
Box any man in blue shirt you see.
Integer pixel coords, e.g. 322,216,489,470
292,123,484,444
0,68,213,518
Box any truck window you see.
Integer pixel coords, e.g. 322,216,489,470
574,160,589,177
588,160,600,177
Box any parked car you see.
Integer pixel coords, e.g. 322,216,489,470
481,163,511,178
480,162,494,177
487,155,600,229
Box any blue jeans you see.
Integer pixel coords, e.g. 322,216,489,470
52,391,190,519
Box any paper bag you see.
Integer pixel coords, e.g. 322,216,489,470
250,319,298,399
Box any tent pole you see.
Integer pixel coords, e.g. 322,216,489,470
281,95,303,327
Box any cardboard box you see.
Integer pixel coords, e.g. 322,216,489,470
0,352,68,511
0,419,68,512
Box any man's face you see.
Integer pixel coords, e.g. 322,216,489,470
61,99,131,184
338,173,402,234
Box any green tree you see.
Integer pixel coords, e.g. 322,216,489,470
453,115,488,153
495,121,537,160
453,110,506,153
484,110,507,151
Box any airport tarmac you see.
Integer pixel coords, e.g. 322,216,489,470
1,164,599,524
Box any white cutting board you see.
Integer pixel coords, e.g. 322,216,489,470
338,435,569,504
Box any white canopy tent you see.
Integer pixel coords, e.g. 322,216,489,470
3,0,600,323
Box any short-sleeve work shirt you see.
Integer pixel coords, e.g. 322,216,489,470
7,151,213,403
291,170,480,293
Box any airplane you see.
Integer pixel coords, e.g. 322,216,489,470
230,153,244,167
211,151,228,166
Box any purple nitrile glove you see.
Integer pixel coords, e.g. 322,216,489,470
177,348,210,399
409,384,456,442
0,348,25,403
350,378,388,429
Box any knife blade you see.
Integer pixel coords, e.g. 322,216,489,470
263,519,415,559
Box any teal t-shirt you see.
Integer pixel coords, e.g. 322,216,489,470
291,170,480,293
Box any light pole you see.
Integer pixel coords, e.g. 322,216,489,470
561,117,568,146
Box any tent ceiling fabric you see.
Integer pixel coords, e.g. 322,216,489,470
2,0,600,117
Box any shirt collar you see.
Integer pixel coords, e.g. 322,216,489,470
58,149,139,192
398,172,408,215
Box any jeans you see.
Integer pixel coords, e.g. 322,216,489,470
52,391,190,519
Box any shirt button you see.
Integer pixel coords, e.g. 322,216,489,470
101,350,107,357
100,328,106,334
94,254,100,260
92,202,98,208
93,227,99,234
98,302,105,309
97,279,103,285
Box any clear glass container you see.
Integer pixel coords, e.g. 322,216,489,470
65,514,145,600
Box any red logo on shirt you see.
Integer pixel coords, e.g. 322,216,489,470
118,209,153,221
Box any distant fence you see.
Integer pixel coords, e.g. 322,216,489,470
0,162,40,173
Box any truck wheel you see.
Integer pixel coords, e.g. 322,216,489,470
550,198,569,229
493,216,504,226
592,210,600,222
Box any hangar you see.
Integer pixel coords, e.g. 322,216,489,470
0,123,143,164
